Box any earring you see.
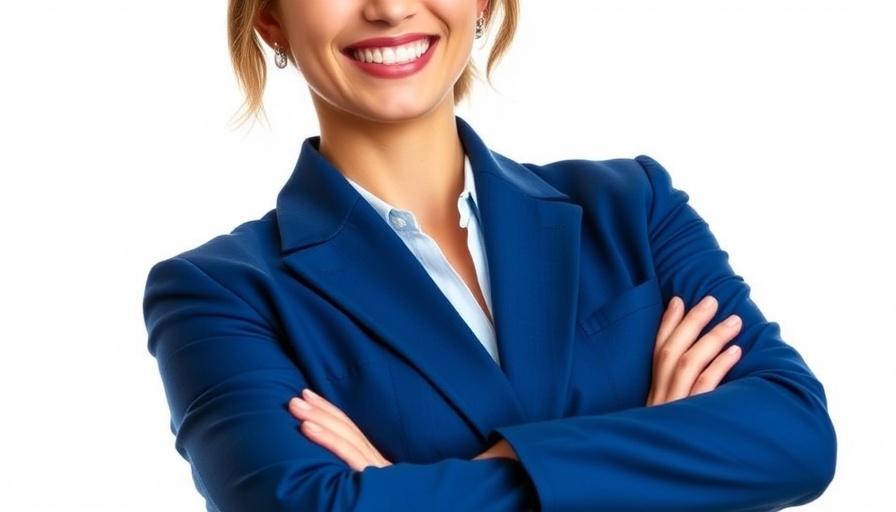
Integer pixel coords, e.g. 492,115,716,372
474,15,485,39
274,43,288,69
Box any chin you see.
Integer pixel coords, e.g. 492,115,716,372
311,81,456,126
362,106,437,124
350,93,453,125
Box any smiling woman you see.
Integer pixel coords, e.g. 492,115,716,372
228,0,517,121
144,0,836,510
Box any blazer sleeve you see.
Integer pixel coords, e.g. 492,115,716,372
494,156,837,512
144,256,536,512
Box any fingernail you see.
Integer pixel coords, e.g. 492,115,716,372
726,345,741,356
700,296,717,310
724,315,741,327
291,397,311,410
303,421,323,433
303,388,321,400
670,297,682,311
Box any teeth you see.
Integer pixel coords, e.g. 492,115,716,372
351,38,430,65
382,47,396,64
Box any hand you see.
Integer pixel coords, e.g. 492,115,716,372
289,389,392,471
647,296,743,406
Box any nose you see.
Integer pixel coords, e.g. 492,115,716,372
362,0,416,26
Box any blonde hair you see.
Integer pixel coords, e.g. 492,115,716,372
227,0,519,120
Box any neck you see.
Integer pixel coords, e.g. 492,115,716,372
314,97,464,225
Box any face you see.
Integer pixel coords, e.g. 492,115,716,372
255,0,488,124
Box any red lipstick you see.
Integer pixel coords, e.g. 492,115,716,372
344,34,438,79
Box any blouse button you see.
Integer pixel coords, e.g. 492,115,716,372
390,214,408,229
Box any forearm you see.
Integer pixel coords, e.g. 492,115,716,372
191,451,534,512
148,257,537,512
497,374,834,512
164,355,538,511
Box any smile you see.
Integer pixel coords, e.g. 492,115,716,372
345,35,436,66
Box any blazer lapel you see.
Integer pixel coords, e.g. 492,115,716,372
460,120,583,422
276,138,527,440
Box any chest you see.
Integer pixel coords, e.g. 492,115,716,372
272,270,662,464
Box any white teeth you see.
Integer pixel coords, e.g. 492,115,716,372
382,47,396,64
351,39,430,65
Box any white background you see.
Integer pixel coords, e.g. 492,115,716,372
1,0,894,510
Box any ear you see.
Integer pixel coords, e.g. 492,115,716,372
253,3,288,50
477,0,490,19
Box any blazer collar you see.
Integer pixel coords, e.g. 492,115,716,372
275,136,361,251
275,118,582,433
275,118,569,251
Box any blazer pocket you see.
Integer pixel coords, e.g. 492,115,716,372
569,279,664,413
579,278,663,337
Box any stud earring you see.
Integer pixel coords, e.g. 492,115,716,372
474,15,485,39
274,43,288,69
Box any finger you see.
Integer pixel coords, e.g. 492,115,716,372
300,419,374,471
654,296,685,350
290,396,369,451
664,314,742,402
302,390,388,463
290,398,383,470
303,389,365,437
289,393,390,468
650,296,719,404
690,344,742,396
648,297,686,405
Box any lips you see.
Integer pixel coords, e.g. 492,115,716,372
344,35,436,66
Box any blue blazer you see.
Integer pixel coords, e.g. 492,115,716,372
144,119,835,511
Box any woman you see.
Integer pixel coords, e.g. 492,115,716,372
144,0,836,510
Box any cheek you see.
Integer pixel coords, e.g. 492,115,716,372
431,6,477,79
279,3,351,66
430,0,478,36
286,30,345,93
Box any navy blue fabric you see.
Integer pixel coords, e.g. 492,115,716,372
144,119,835,511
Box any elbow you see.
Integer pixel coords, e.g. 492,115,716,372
784,428,836,510
749,370,837,507
779,378,838,506
802,377,838,498
799,408,837,504
213,464,363,512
